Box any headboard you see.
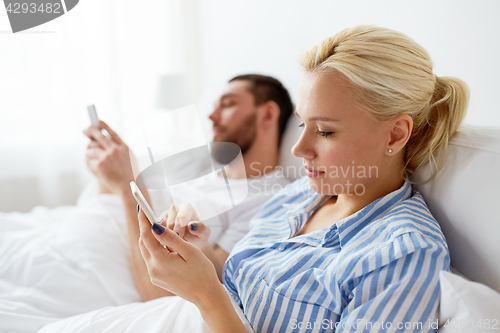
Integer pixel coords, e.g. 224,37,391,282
414,125,500,293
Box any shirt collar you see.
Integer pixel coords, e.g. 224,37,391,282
284,179,412,247
333,180,413,247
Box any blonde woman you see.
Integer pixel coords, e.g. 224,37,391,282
135,26,469,332
40,26,469,333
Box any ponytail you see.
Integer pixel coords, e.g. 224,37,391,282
405,76,469,183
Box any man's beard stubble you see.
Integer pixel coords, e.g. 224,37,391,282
213,112,257,155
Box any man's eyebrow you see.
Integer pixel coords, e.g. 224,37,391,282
294,111,339,122
220,93,239,99
214,93,239,106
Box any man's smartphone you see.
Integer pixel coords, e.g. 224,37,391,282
87,105,99,126
130,181,158,225
87,104,110,138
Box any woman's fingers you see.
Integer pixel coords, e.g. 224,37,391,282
166,206,186,239
137,207,221,305
174,203,199,233
138,237,151,262
138,209,181,255
176,203,200,227
158,210,169,227
140,208,196,260
182,221,211,249
186,221,210,240
158,205,209,249
151,226,200,261
138,209,164,253
166,205,178,230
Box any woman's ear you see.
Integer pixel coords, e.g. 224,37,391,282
387,114,413,155
258,101,280,129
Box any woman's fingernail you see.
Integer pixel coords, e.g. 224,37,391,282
190,223,198,231
136,204,140,213
152,223,165,235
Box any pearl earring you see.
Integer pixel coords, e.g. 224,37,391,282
388,149,393,153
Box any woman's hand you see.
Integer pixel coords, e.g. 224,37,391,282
83,120,135,196
137,208,221,307
159,204,211,250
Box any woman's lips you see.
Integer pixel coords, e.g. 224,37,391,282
304,166,325,178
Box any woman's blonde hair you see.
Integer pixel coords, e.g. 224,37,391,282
299,26,469,183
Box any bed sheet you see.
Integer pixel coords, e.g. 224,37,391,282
0,205,74,232
0,194,141,333
37,292,256,333
37,296,210,333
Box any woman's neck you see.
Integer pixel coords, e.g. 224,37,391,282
335,176,405,219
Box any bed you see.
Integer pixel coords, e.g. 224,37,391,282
1,124,499,333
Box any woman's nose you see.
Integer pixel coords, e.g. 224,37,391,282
291,131,315,160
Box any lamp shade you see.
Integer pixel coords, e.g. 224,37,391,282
155,74,194,110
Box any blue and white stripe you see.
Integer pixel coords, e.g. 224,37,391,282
223,177,449,332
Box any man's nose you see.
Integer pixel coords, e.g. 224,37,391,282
209,107,221,124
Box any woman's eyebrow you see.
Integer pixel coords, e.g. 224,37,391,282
294,111,339,122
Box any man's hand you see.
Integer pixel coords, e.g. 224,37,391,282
159,204,211,250
83,120,135,196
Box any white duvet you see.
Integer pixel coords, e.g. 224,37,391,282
0,192,141,332
0,188,254,333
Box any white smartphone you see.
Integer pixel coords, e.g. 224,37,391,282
87,105,99,126
130,181,158,225
87,104,111,138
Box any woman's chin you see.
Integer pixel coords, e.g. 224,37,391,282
307,177,333,195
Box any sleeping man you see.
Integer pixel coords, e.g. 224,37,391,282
0,74,293,332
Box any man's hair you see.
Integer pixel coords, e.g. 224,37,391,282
229,74,294,148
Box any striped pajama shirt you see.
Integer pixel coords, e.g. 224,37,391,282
223,177,449,332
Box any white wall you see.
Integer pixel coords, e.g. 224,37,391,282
195,0,500,129
0,0,186,212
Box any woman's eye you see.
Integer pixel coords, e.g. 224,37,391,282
316,130,334,138
222,102,234,108
298,123,305,128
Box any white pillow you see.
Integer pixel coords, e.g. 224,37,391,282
414,126,500,293
438,271,500,333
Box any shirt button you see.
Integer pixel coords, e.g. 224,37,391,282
239,268,243,274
